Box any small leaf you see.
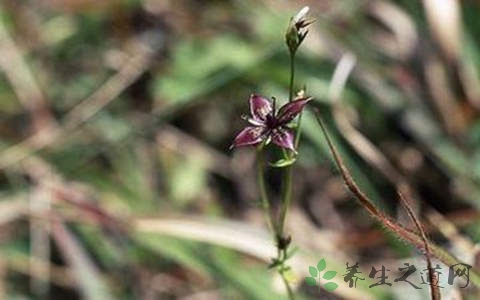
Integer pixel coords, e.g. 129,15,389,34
268,259,281,269
285,122,298,129
323,271,337,280
309,266,318,277
317,259,326,272
305,277,317,286
323,282,339,292
269,157,297,168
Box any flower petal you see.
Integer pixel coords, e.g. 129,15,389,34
231,126,266,148
293,6,309,23
271,128,295,151
277,97,312,125
249,94,273,122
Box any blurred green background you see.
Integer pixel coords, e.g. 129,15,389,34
0,0,480,299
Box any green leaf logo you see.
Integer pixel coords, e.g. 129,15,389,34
323,270,337,280
309,266,318,277
305,277,317,286
324,282,339,292
317,259,326,272
304,258,338,292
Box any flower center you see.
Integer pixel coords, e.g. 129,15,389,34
265,114,278,129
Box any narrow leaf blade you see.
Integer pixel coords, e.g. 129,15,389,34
51,220,114,300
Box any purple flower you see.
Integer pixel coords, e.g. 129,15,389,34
231,94,312,151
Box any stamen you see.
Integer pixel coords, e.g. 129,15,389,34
248,118,265,126
272,96,277,117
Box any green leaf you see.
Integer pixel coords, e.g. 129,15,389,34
323,271,337,280
269,157,297,168
309,266,318,277
305,277,317,286
317,259,326,272
323,282,338,292
268,259,281,269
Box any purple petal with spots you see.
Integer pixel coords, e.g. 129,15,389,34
276,97,312,125
271,128,295,151
231,126,266,148
249,94,273,122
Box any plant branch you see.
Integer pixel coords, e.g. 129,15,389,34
257,146,274,233
288,52,295,102
398,191,440,300
314,110,480,288
278,52,296,238
327,53,439,299
274,47,297,300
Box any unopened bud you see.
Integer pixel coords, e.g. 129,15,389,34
285,6,314,54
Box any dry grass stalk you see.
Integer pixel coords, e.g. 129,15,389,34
314,111,480,295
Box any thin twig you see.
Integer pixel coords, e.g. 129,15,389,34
313,111,480,287
398,192,440,300
328,53,440,299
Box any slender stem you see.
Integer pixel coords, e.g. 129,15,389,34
318,273,321,293
278,167,292,236
256,111,294,300
288,52,295,102
293,86,305,149
278,51,296,237
277,247,295,300
257,145,274,232
271,51,297,300
294,111,304,149
280,270,295,300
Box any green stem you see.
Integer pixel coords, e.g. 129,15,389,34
258,145,295,299
272,51,297,300
257,145,274,232
280,270,295,300
288,52,295,102
278,51,296,238
293,86,305,149
266,42,303,300
318,274,321,293
277,248,295,300
278,167,292,237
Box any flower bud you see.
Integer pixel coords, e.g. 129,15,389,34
285,6,314,54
